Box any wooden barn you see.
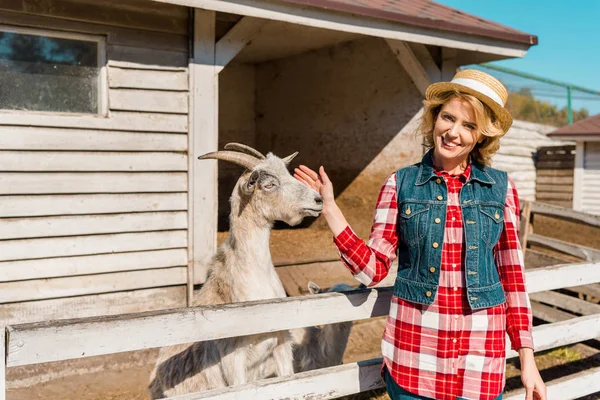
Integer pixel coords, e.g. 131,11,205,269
548,114,600,214
0,0,538,325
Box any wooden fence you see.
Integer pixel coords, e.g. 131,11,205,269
534,145,575,209
2,202,600,400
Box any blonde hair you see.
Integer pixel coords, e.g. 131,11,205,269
418,89,506,167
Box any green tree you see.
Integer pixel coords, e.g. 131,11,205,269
506,88,589,127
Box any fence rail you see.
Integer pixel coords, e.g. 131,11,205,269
2,260,600,400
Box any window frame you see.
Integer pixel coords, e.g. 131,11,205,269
0,24,108,117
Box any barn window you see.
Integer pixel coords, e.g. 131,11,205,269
0,26,106,114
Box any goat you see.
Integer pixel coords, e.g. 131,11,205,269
148,143,323,399
291,282,358,373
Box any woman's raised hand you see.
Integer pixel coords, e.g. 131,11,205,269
294,165,348,236
294,165,335,204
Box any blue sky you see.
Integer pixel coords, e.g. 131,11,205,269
435,0,600,114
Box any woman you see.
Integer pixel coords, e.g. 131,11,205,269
294,70,546,400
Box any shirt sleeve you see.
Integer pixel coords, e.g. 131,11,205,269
332,173,399,287
495,177,534,350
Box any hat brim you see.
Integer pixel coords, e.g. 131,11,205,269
425,82,513,134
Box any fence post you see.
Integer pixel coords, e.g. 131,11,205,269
519,201,532,255
1,326,5,400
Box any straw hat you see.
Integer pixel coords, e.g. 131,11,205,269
425,69,513,133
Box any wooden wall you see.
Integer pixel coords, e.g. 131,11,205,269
0,0,190,325
535,145,575,209
582,142,600,215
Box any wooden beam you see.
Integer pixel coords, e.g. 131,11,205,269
151,0,530,58
0,327,5,400
530,200,600,228
530,291,600,316
409,43,441,83
525,262,600,294
519,200,532,252
215,17,266,73
573,141,584,211
189,9,218,300
528,234,600,262
171,358,384,400
441,47,458,81
386,39,433,96
504,365,600,400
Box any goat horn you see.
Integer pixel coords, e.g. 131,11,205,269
198,151,260,170
281,151,299,166
224,143,266,159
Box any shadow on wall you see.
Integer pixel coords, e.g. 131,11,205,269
217,37,424,232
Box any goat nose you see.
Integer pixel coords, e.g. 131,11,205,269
315,195,323,205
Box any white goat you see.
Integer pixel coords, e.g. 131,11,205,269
148,143,323,399
291,282,359,373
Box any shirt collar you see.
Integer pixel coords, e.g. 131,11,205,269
416,149,495,186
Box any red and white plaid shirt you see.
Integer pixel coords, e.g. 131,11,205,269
334,165,533,400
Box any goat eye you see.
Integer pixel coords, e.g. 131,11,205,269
263,183,275,189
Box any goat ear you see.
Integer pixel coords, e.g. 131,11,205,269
281,151,299,167
307,281,322,295
241,170,260,195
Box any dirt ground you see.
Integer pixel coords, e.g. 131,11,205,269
6,213,600,400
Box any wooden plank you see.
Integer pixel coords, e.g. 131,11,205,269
0,172,187,195
536,169,574,177
215,16,267,72
152,0,529,58
0,127,187,151
535,192,573,200
519,200,531,251
5,260,600,368
108,44,188,68
408,43,441,83
190,9,218,290
536,175,573,185
386,39,432,96
0,286,186,326
0,111,187,133
0,0,187,34
0,230,187,262
525,262,600,294
535,160,574,169
530,301,575,323
108,60,188,72
5,287,393,366
109,89,188,114
0,10,187,53
109,68,188,91
0,325,4,400
528,234,600,262
504,366,600,400
0,249,188,282
0,212,187,240
530,291,600,316
524,249,569,269
172,358,384,400
0,267,187,303
536,184,573,193
568,284,600,300
530,201,600,228
0,151,187,171
441,47,458,81
0,193,187,218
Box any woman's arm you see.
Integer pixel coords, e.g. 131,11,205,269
495,177,546,400
294,165,399,286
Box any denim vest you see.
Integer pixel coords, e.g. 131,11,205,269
393,151,508,310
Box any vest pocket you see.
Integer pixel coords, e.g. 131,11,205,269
398,202,430,246
479,205,505,247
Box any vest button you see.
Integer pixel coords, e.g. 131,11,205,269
435,178,441,184
426,291,432,297
432,242,439,248
437,196,443,201
429,267,436,273
434,218,441,224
